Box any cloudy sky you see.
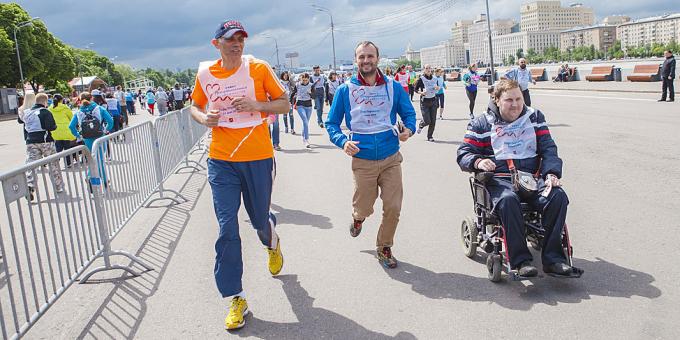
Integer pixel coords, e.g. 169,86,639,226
13,0,679,70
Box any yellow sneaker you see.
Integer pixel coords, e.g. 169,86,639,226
225,296,249,330
267,240,284,276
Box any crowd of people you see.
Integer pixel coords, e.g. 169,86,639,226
182,19,597,332
15,82,193,199
12,17,676,333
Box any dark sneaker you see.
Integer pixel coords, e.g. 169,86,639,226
349,219,363,237
543,262,572,276
517,260,538,277
377,247,398,268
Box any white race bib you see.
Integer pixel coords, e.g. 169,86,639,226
198,56,263,129
348,79,394,135
490,112,537,160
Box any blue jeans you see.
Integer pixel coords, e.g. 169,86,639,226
297,105,313,140
270,115,280,146
283,107,295,131
313,92,324,124
207,158,277,297
125,101,135,114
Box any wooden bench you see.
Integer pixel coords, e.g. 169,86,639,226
447,71,460,81
586,66,614,81
627,64,661,82
530,68,547,81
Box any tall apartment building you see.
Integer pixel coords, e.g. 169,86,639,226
403,43,421,62
520,1,594,32
616,13,680,49
468,14,516,64
420,40,466,68
451,20,473,45
602,15,631,26
560,24,617,52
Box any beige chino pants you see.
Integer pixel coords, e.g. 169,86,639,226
351,152,403,248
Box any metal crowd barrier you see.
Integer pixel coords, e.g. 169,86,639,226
0,107,212,339
0,147,102,339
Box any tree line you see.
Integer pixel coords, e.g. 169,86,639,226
503,39,679,66
0,3,196,95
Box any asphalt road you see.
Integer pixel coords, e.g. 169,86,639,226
6,85,680,339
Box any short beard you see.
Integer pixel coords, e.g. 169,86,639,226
359,64,377,78
520,65,526,69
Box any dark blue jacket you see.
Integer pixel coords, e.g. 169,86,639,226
457,102,563,178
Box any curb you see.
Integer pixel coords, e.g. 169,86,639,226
529,87,658,94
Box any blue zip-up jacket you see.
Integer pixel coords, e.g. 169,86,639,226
69,103,114,150
325,73,417,160
457,101,562,179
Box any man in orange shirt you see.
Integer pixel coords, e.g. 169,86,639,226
190,20,290,331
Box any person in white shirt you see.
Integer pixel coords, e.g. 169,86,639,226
503,58,536,106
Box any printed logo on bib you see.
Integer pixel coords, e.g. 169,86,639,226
490,113,537,160
204,82,260,128
348,81,394,135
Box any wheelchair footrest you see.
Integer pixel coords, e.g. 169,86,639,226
545,267,584,279
509,271,535,281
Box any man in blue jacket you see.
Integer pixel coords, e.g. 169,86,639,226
326,41,416,269
457,79,574,277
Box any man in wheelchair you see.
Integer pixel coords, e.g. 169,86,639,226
457,79,580,279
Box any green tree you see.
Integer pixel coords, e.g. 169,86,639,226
515,48,524,61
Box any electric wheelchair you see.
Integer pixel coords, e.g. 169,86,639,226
460,172,583,282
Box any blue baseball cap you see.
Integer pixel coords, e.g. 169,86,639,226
215,20,248,40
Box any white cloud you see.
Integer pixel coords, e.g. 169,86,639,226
13,0,679,70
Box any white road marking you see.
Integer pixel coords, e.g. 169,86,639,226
532,91,658,102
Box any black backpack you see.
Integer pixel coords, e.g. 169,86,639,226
80,108,103,139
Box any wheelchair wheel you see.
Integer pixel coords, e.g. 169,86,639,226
486,254,502,282
461,217,478,258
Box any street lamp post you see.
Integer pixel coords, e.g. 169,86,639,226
12,17,40,92
261,34,281,73
312,5,337,70
79,43,95,93
484,0,496,83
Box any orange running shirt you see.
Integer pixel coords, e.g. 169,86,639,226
192,57,285,162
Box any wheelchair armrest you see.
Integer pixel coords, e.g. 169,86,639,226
474,171,494,184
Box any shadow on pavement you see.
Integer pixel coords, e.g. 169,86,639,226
270,204,333,230
74,154,209,340
361,251,661,311
234,274,416,340
431,140,462,145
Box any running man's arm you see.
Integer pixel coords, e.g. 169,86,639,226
325,85,349,149
394,82,416,134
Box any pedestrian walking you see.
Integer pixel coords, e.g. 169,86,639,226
18,93,64,200
326,71,341,106
279,71,296,135
462,63,481,119
394,65,410,95
291,73,314,148
172,83,186,109
49,93,77,168
659,49,676,102
435,68,447,119
504,58,536,106
146,88,156,114
407,65,417,101
415,64,440,141
156,86,169,116
310,65,326,127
